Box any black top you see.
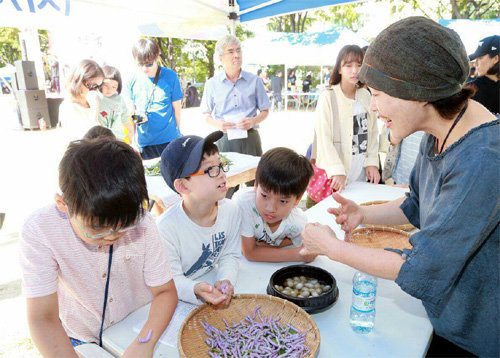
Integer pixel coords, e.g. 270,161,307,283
302,79,311,92
470,76,499,114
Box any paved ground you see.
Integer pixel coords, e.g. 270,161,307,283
0,93,315,356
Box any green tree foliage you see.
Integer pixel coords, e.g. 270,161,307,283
0,27,21,67
266,12,314,33
0,28,50,70
379,0,499,20
314,3,365,31
266,3,365,33
148,24,254,86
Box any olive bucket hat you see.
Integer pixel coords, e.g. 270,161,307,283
357,16,469,102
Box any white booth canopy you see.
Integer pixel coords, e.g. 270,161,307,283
243,27,369,66
0,0,360,40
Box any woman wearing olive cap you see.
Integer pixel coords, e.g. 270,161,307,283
300,17,499,357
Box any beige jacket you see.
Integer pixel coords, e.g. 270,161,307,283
312,85,379,179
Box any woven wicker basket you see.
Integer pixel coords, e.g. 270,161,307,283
349,226,412,250
360,201,415,231
178,294,320,357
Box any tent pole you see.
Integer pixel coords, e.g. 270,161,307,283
284,64,288,111
228,0,237,35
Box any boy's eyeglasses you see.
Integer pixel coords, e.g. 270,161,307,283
85,82,102,91
73,216,140,239
137,62,154,68
187,162,229,178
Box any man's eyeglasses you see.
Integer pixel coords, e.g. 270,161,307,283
73,216,140,239
85,82,102,91
187,162,229,178
137,62,154,68
224,48,242,56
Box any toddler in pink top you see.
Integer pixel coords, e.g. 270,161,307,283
20,138,177,357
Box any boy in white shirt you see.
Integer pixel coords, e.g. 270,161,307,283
157,131,241,307
234,147,317,262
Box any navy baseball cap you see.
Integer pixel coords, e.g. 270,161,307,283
469,35,499,60
160,131,223,193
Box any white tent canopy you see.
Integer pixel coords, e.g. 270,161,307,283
0,0,229,40
243,27,369,66
0,0,231,40
0,0,358,40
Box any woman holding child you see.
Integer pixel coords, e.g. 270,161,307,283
301,17,499,357
59,59,104,140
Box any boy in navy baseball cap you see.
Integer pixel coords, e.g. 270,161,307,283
157,131,242,307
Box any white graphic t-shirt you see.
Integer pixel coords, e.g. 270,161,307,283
157,199,241,305
349,97,368,183
233,187,307,247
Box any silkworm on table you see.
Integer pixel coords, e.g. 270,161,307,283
138,329,153,343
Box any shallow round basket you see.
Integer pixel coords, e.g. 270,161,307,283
360,201,415,231
178,293,320,358
349,226,412,250
267,265,338,314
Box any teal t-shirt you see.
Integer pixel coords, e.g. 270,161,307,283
97,92,130,140
125,67,183,147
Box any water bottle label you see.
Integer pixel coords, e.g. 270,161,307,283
352,293,375,313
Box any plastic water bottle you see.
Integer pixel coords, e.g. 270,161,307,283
350,271,377,334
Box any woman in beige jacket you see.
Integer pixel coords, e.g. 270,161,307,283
313,45,380,193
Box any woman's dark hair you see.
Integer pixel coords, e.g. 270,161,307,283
84,126,116,140
132,38,160,64
59,139,148,230
330,45,364,86
429,87,476,120
255,147,313,198
102,65,123,94
257,69,262,76
66,59,104,100
486,54,499,77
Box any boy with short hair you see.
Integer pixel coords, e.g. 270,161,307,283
20,138,177,357
234,147,316,262
157,131,241,307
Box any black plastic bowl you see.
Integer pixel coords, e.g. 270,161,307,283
267,264,339,314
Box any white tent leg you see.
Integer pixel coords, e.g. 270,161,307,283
284,64,288,111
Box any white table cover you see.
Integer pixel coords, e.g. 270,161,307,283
102,182,432,357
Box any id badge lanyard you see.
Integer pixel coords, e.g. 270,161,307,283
99,244,113,347
144,67,161,118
